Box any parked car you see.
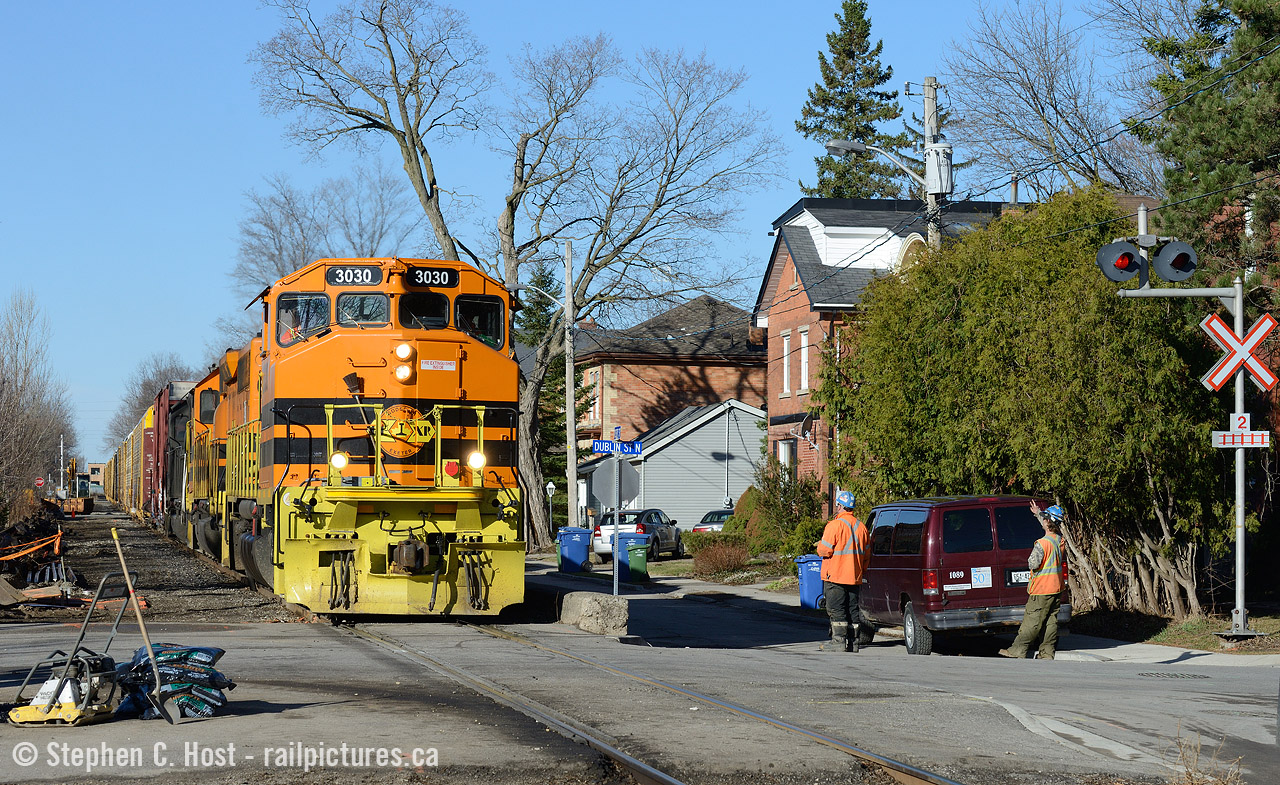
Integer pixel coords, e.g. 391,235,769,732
691,509,734,532
858,495,1071,655
591,508,684,560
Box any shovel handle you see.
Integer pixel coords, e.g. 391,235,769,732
111,528,173,724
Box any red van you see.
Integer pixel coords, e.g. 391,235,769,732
858,495,1070,655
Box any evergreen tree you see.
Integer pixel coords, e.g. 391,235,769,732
796,0,910,198
813,188,1224,618
514,261,590,529
1139,0,1280,284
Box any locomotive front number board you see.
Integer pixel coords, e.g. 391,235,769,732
325,265,385,286
405,266,460,288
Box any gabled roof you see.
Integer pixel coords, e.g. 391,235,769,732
754,197,1005,323
777,225,879,309
577,399,766,473
576,295,764,360
772,197,1004,237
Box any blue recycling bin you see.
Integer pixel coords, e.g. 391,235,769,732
617,532,650,583
556,527,591,573
796,554,824,609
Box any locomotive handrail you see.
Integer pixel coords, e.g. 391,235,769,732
324,403,387,486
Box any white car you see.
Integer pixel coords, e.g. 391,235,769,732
590,508,684,560
692,509,734,532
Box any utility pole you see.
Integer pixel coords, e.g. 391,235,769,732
59,434,65,496
828,76,951,250
922,77,942,250
564,241,579,529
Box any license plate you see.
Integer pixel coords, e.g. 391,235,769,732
1008,570,1030,585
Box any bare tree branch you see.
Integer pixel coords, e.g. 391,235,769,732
943,0,1166,198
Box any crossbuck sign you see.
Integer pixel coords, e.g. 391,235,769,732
1200,312,1278,391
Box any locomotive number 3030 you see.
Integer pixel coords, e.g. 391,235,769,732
407,266,459,288
326,266,383,286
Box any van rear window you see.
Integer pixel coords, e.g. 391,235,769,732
995,506,1043,549
942,508,994,553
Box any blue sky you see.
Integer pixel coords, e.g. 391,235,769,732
1,0,1077,460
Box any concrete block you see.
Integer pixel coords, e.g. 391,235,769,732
560,591,629,636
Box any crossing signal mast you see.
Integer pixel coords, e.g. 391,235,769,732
1097,203,1274,641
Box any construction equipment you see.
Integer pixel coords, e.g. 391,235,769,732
7,571,135,726
111,528,172,724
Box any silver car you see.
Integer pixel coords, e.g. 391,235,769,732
692,509,734,532
591,508,684,560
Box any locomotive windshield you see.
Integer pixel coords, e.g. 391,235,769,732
455,295,504,349
399,292,449,330
277,293,330,347
337,293,390,327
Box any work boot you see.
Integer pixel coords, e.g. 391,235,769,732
998,648,1023,658
1035,650,1055,660
848,624,860,653
821,622,850,652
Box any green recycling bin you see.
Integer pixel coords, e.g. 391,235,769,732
618,532,649,582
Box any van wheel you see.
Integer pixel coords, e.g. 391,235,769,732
903,602,933,655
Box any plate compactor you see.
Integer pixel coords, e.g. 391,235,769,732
8,571,137,726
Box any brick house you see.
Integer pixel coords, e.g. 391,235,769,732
753,198,1004,515
575,295,767,445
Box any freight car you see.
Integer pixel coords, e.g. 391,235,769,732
108,257,524,616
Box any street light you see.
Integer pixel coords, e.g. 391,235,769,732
826,77,953,250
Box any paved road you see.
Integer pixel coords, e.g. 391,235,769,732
0,622,609,784
476,564,1280,784
3,560,1276,784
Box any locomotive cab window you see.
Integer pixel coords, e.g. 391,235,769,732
400,292,449,330
277,293,330,347
337,293,390,327
455,295,504,349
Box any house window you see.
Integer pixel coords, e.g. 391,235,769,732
781,332,791,395
592,369,601,422
775,438,797,477
799,327,809,392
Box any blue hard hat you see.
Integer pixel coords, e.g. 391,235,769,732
836,491,856,509
1044,505,1065,522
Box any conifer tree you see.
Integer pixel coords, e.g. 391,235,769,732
796,0,910,198
1140,0,1280,283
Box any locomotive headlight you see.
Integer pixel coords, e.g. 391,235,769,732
467,451,487,470
330,451,350,470
394,342,415,361
394,364,414,382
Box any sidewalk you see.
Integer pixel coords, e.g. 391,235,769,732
526,557,1280,667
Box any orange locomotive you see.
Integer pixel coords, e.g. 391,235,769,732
125,257,524,616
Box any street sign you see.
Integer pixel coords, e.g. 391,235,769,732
591,456,639,508
34,477,44,488
1200,312,1278,391
1212,412,1270,448
614,426,621,441
592,439,643,455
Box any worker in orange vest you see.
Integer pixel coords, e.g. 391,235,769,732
814,491,872,653
1000,502,1066,660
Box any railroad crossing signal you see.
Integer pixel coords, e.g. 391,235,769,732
1212,413,1271,449
1096,238,1198,285
1199,312,1278,392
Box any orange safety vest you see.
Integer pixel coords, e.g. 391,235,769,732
1027,533,1063,595
816,511,870,585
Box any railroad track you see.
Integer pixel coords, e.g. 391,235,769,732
346,623,967,785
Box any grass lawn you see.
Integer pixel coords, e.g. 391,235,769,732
1070,608,1280,653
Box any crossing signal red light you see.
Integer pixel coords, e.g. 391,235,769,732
1153,240,1197,282
1096,241,1144,282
